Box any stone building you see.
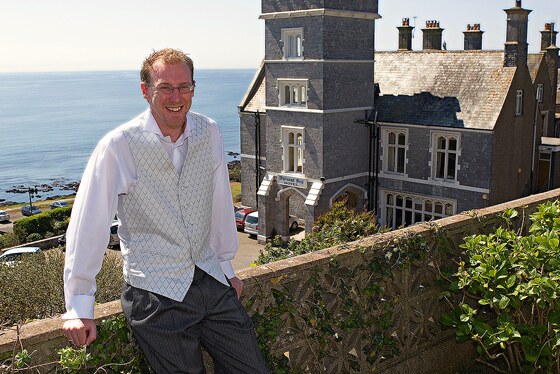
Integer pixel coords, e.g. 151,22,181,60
239,0,559,237
239,0,380,241
372,2,559,228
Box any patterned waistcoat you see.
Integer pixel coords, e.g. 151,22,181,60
120,112,227,301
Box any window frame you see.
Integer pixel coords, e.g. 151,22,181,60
515,89,524,116
382,128,408,175
278,79,308,108
382,190,456,229
281,28,304,60
430,132,460,182
281,126,305,174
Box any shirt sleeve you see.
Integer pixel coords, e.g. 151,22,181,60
63,132,129,320
208,124,238,279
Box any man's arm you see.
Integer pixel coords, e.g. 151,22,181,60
208,123,240,295
62,132,130,344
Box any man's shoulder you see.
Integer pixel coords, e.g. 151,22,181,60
97,110,148,147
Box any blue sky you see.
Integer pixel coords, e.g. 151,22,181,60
1,0,558,72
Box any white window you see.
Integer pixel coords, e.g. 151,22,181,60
383,129,407,174
432,133,459,181
282,127,304,173
383,191,455,229
537,84,544,103
278,79,307,107
282,28,304,59
516,89,523,116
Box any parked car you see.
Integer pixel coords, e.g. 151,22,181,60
289,215,303,231
59,221,120,250
108,221,120,249
21,205,42,216
235,207,256,230
0,210,10,222
58,233,66,246
50,200,70,209
0,247,42,266
244,211,259,237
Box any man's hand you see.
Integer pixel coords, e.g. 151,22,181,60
62,318,97,346
229,276,244,298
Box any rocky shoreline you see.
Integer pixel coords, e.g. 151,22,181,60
0,180,79,207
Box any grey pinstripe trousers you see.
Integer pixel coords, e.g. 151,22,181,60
121,267,268,373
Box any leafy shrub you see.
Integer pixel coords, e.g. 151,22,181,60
26,233,42,242
255,201,386,265
441,202,560,373
0,233,19,249
13,206,72,242
0,249,123,327
229,168,241,182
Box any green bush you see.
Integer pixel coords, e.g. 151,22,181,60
25,233,42,242
13,206,72,242
441,202,560,373
0,249,123,327
0,233,19,249
255,201,386,265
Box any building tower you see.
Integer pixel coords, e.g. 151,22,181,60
242,1,380,241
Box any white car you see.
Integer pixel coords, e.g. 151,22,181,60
0,210,10,222
244,211,259,237
0,247,42,266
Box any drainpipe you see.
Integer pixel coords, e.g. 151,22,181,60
252,110,261,208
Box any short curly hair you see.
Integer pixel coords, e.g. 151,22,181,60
140,48,194,85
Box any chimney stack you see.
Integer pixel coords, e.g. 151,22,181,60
398,18,414,51
503,0,532,67
464,24,484,50
422,20,444,50
541,23,558,51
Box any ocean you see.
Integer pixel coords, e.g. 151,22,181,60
0,69,255,203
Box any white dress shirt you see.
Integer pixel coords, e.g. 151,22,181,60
63,109,238,320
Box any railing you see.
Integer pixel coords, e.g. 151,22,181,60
2,189,560,372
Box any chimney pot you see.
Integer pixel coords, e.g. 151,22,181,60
516,0,521,8
541,22,558,51
423,20,444,50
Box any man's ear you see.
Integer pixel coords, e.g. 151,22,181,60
140,82,149,100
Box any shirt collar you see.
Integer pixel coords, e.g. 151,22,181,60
143,108,191,144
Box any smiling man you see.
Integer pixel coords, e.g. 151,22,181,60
62,48,268,373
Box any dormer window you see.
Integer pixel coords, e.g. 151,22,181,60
278,79,308,107
282,28,304,59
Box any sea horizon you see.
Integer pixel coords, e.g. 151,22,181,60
0,69,255,204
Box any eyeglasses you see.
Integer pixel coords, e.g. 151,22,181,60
150,83,196,94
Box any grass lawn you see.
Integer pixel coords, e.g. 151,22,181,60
230,182,241,203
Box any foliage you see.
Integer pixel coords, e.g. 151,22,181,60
255,201,386,265
0,232,19,249
26,232,43,242
12,205,72,243
251,232,431,371
58,315,153,373
229,167,241,182
441,201,560,373
0,249,122,326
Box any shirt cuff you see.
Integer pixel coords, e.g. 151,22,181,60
220,260,235,279
62,295,95,320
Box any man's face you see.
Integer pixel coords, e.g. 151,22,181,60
140,60,194,135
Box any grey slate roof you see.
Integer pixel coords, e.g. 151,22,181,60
374,50,517,130
527,53,544,82
239,61,266,113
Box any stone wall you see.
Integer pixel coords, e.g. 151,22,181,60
2,189,560,372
